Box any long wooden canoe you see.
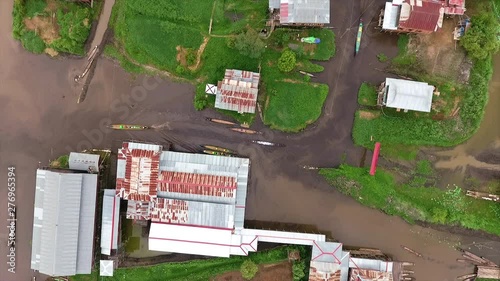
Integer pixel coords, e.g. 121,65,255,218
355,19,363,55
109,124,149,130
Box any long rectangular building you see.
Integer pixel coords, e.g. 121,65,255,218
31,170,98,276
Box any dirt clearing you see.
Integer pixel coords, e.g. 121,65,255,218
24,16,59,44
410,20,471,82
359,110,380,120
176,37,210,71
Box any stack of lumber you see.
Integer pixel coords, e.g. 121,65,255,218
466,190,500,202
456,249,500,281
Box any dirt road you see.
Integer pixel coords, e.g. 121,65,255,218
0,0,498,281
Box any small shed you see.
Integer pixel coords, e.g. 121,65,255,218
99,260,114,276
379,78,435,113
69,152,100,172
205,84,217,95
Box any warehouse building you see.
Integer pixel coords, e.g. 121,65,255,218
31,169,98,276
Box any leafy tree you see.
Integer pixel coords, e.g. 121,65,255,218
240,260,258,280
234,28,266,58
292,261,306,281
51,7,92,54
278,49,296,72
461,12,500,61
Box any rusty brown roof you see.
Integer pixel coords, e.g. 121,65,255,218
398,0,443,32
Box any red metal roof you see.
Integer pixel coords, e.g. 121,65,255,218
398,0,443,32
116,143,161,201
157,171,236,198
280,3,289,22
448,0,464,5
151,198,188,224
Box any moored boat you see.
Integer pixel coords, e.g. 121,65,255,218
202,150,234,157
109,124,149,130
230,128,260,134
202,145,234,154
355,19,363,55
205,117,237,126
252,140,285,147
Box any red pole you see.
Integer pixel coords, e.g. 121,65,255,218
369,142,381,176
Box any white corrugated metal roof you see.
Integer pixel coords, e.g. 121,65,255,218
269,0,280,9
31,170,97,277
349,258,394,272
69,152,100,172
382,2,400,30
76,174,98,274
282,0,330,24
149,223,234,257
383,78,435,112
101,190,120,255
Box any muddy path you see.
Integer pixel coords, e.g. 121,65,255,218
0,0,499,281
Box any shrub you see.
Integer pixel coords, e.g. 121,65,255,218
461,12,500,61
176,65,186,74
186,48,197,66
278,49,296,72
234,28,266,58
12,0,26,40
377,53,388,62
303,75,311,82
21,31,46,54
226,36,236,48
292,261,306,281
240,260,258,280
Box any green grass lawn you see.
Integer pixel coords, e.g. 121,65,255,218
357,83,378,106
319,165,500,236
264,81,328,132
70,245,305,281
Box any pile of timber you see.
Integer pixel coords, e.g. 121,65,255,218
456,249,500,281
466,190,500,202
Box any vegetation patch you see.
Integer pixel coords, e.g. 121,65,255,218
70,245,310,281
13,0,96,55
319,165,500,236
357,83,378,106
50,154,69,169
264,81,328,132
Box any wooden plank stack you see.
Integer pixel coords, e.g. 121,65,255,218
456,249,500,280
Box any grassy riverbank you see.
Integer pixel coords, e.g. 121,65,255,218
319,165,500,236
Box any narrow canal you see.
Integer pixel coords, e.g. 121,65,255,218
435,54,500,184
